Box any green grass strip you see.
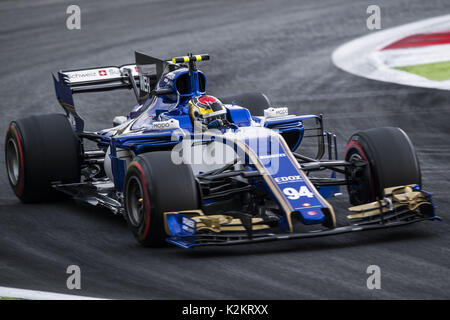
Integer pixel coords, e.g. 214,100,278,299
395,60,450,81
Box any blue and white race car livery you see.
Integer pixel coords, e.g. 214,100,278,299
4,52,440,248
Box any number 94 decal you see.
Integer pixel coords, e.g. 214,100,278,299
283,186,314,199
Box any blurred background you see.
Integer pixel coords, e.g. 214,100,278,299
0,0,449,299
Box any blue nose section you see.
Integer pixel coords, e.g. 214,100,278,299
297,208,325,224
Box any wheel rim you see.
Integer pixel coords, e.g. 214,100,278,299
346,151,373,204
6,138,20,186
126,176,145,227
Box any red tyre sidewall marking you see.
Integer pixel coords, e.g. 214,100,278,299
8,125,25,197
345,140,376,201
129,161,151,241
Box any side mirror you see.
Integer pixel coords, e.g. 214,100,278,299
113,116,127,127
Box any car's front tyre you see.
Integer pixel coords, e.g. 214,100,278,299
344,127,421,205
124,151,200,247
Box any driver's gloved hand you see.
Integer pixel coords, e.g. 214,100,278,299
208,119,231,129
207,119,224,129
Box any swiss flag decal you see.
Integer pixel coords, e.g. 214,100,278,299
98,70,107,76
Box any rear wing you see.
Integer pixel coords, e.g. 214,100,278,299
58,64,140,93
52,52,178,132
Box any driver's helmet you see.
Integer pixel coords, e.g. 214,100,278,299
188,95,227,127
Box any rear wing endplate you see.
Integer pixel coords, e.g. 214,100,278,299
52,64,142,132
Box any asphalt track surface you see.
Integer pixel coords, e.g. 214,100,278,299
0,0,449,299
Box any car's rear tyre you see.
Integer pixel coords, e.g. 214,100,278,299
5,114,81,203
344,127,421,205
220,92,271,116
124,151,200,247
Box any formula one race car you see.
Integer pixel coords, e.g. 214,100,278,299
4,52,440,248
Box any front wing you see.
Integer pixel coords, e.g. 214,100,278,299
163,185,440,248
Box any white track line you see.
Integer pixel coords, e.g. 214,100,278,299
0,286,107,300
332,14,450,90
